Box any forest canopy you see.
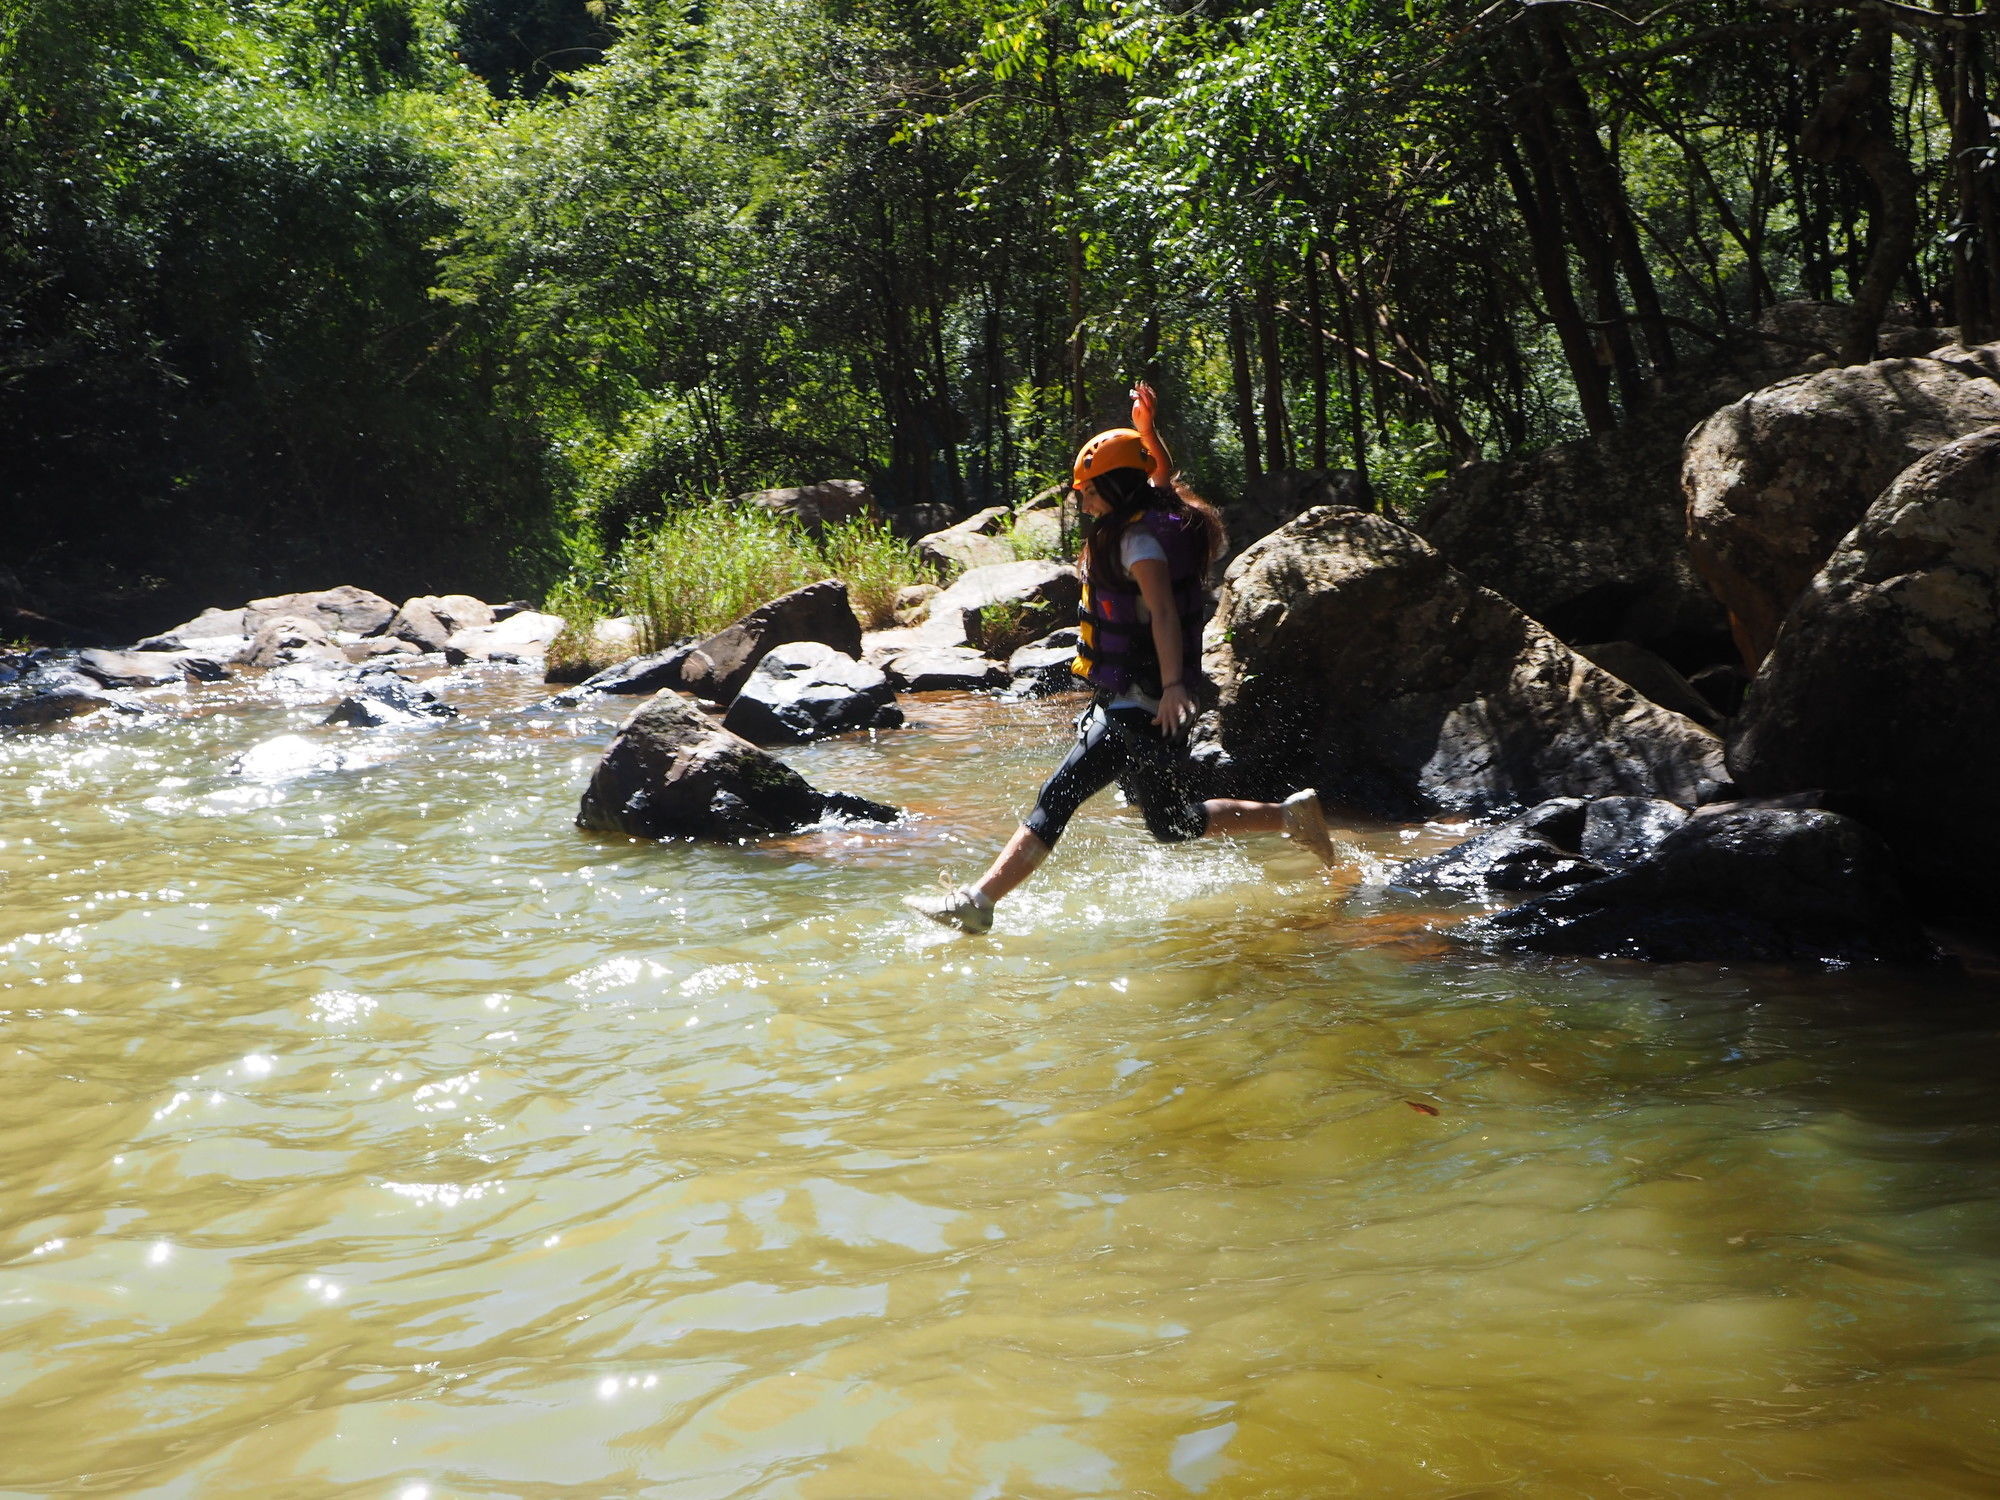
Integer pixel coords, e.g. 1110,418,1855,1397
4,0,1996,628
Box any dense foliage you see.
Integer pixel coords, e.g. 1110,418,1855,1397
6,0,1998,629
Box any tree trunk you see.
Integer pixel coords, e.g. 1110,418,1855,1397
1304,244,1330,470
1228,300,1262,480
1496,132,1617,434
1255,280,1289,472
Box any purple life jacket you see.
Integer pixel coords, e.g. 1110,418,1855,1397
1072,504,1209,695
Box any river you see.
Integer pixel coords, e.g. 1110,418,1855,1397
3,666,1997,1498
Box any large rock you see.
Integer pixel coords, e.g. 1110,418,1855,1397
1729,425,2000,934
720,642,902,744
1196,507,1728,819
1684,345,2000,666
324,675,456,727
874,644,1008,693
0,666,118,727
1223,469,1367,567
137,606,248,651
1472,804,1934,964
386,594,493,653
76,649,222,688
1396,798,1605,895
732,479,875,535
679,580,863,703
247,615,345,669
1575,641,1722,729
913,560,1081,656
1416,315,1851,657
444,610,564,665
554,642,697,700
1007,628,1084,697
575,692,899,840
917,507,1015,573
246,586,397,636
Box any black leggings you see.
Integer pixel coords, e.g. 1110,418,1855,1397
1023,703,1209,847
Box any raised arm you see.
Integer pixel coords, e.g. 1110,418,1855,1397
1131,381,1172,485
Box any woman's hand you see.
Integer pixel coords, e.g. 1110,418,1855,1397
1131,380,1159,433
1154,681,1196,739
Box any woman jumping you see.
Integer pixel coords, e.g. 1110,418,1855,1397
905,382,1339,934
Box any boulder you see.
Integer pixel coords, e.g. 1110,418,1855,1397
444,610,565,665
1008,503,1068,557
733,479,874,535
876,644,1008,693
1416,314,1851,657
1195,507,1729,819
554,642,697,700
1575,641,1721,729
137,606,248,651
1577,795,1690,872
247,615,345,669
387,594,493,653
679,580,863,703
888,501,959,541
892,584,942,628
1684,345,2000,666
246,586,397,637
576,691,899,840
1729,424,2000,934
1471,805,1934,964
1007,628,1084,697
76,649,210,689
917,507,1015,573
913,561,1082,656
719,642,902,744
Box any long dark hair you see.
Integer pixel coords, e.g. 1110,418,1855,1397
1079,467,1228,582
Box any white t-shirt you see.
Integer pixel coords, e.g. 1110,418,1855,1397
1104,529,1172,712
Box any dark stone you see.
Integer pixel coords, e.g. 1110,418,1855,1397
562,642,697,699
731,479,874,535
323,677,457,727
679,580,863,704
1398,825,1608,895
1196,507,1728,819
719,643,902,744
1578,796,1690,872
1729,423,2000,936
491,600,535,621
1471,806,1935,964
576,692,899,840
0,667,116,727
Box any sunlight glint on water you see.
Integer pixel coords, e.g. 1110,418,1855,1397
2,670,1998,1498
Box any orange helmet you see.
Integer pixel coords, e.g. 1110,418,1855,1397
1072,427,1148,488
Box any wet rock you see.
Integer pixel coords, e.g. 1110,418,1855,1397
556,642,698,700
246,586,397,637
0,666,117,727
720,642,902,744
229,733,352,780
876,644,1008,693
1397,801,1606,895
1471,805,1934,964
914,561,1082,657
76,649,204,688
1006,628,1083,697
917,507,1014,573
1729,424,2000,935
679,580,863,703
444,610,564,666
1196,507,1728,819
732,479,874,535
1575,641,1721,729
576,691,899,840
247,614,345,669
1684,345,2000,666
1578,795,1690,872
324,676,457,727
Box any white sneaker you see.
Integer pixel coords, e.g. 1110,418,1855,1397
903,883,994,934
1282,788,1339,867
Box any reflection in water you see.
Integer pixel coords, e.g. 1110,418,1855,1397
2,671,1999,1497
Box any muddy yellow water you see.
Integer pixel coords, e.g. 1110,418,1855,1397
4,669,1999,1499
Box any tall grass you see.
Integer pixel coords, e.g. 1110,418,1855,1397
609,503,934,651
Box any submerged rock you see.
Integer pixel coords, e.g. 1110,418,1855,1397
1197,507,1728,819
1730,424,2000,936
576,692,899,841
324,676,457,728
1684,345,2000,666
1396,799,1603,894
1470,804,1934,964
0,665,119,727
720,642,902,744
679,580,864,703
